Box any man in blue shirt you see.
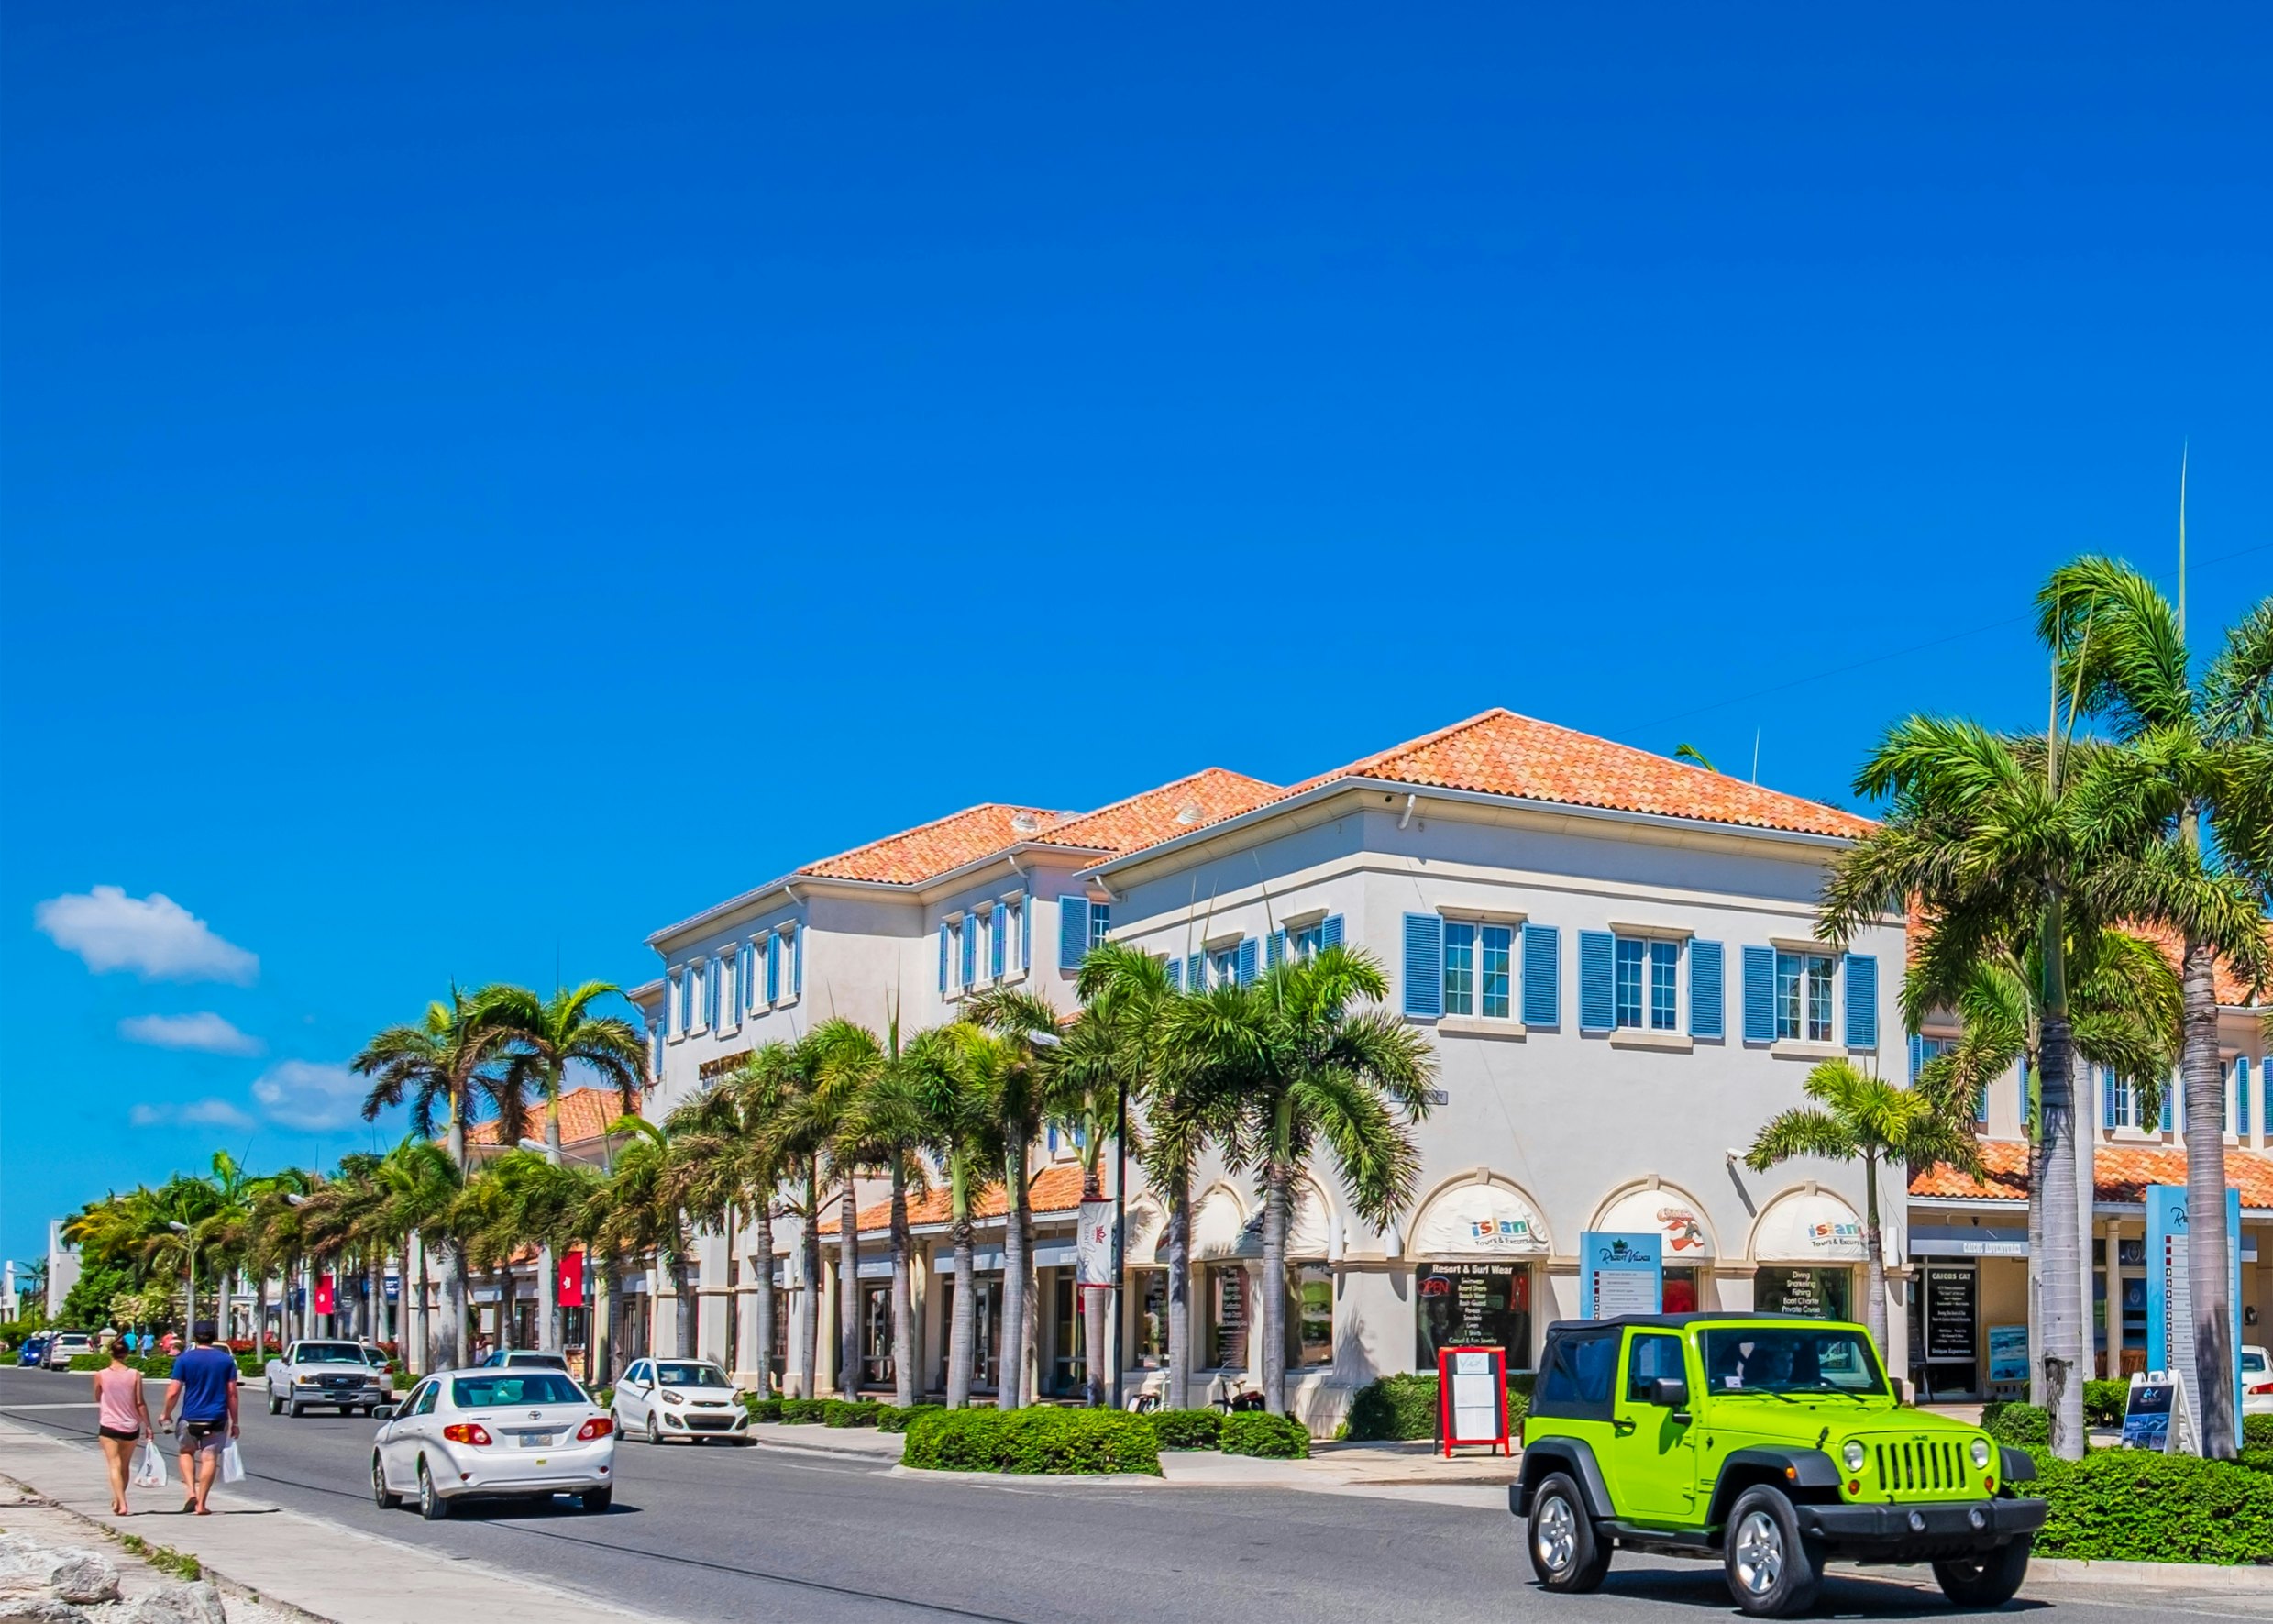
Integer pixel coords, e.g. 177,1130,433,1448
158,1322,238,1514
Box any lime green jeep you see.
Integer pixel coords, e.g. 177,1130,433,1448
1511,1314,2046,1617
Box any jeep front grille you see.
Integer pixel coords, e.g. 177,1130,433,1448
1874,1439,1967,1494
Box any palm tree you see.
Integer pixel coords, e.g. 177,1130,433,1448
964,989,1065,1409
1746,1061,1985,1356
826,1012,946,1409
1819,715,2163,1459
300,1155,392,1341
597,1117,699,1360
353,988,519,1364
667,1065,788,1393
2040,560,2273,1455
1162,945,1436,1418
898,1023,1005,1407
477,982,646,1352
801,1019,888,1398
754,1032,856,1397
373,1139,459,1374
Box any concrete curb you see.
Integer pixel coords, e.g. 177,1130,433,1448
2025,1556,2273,1589
885,1464,1165,1487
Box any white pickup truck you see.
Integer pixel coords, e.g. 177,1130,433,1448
264,1339,392,1417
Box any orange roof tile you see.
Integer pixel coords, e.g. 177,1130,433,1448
1034,768,1282,858
1114,710,1872,857
821,1162,1089,1237
797,803,1076,887
2124,921,2267,1009
1910,1136,2273,1209
465,1087,641,1149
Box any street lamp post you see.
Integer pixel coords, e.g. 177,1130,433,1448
284,1194,309,1342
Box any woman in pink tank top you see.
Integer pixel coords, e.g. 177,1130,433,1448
93,1341,150,1514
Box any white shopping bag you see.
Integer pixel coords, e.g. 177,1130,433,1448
219,1441,245,1485
130,1437,168,1488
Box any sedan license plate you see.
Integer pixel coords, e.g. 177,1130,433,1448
515,1431,555,1449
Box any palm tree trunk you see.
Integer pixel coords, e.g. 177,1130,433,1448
1261,1149,1291,1417
948,1211,976,1408
2025,1109,2045,1407
253,1274,269,1358
1082,1151,1109,1409
751,1207,776,1395
1166,1162,1192,1412
539,1095,564,1352
2037,911,2088,1461
675,1248,697,1359
498,1260,517,1352
838,1182,860,1396
447,1095,471,1367
888,1166,915,1408
368,1254,383,1351
2181,934,2236,1456
796,1164,822,1399
999,1144,1031,1409
594,1257,615,1386
1861,1152,1889,1360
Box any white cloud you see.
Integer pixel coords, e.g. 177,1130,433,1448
130,1099,257,1131
252,1060,366,1131
34,887,258,985
118,1012,265,1057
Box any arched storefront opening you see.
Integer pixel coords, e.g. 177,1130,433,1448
1747,1184,1867,1321
1190,1186,1252,1370
1407,1175,1550,1372
1591,1181,1718,1313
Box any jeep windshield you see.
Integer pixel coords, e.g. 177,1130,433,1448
1702,1326,1888,1397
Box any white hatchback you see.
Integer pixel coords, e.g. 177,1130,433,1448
611,1358,750,1444
371,1368,615,1519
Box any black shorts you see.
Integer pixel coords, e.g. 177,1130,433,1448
97,1425,138,1442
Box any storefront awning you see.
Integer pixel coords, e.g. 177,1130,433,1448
1749,1188,1867,1262
1594,1185,1714,1261
1410,1179,1550,1260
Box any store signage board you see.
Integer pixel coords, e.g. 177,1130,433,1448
2121,1369,2192,1453
558,1249,586,1309
1436,1344,1512,1457
1579,1232,1661,1319
2145,1183,2242,1453
1076,1199,1119,1287
1986,1324,2029,1386
1924,1266,1977,1363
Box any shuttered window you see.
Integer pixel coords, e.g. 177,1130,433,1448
991,902,1009,979
765,936,780,1003
1742,946,1775,1043
938,923,950,996
1844,954,1879,1049
1236,938,1258,986
1689,941,1724,1038
1059,899,1089,971
1402,913,1442,1019
1522,924,1559,1027
1578,931,1615,1033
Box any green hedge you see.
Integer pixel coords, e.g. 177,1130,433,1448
1344,1372,1528,1442
2246,1415,2273,1453
876,1403,940,1434
779,1398,830,1425
2083,1380,2130,1428
1982,1400,2050,1448
823,1399,884,1428
1148,1409,1223,1450
2036,1450,2273,1563
742,1395,783,1423
1220,1413,1309,1458
901,1409,1162,1475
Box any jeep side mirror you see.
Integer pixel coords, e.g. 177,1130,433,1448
1650,1376,1689,1409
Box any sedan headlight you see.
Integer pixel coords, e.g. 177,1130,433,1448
1841,1440,1867,1473
662,1390,685,1405
1970,1437,1992,1469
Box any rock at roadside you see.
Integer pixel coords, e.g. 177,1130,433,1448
113,1581,227,1624
0,1596,83,1624
0,1542,120,1607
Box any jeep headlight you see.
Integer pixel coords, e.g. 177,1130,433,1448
1970,1437,1992,1469
1841,1440,1867,1473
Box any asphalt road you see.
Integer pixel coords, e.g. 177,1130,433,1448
0,1367,2249,1624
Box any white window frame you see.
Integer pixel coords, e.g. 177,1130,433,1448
1440,918,1517,1021
1613,935,1680,1033
1774,950,1835,1044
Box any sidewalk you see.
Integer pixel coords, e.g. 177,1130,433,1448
0,1420,673,1624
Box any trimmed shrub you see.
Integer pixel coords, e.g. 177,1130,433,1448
1506,1388,1530,1431
2237,1448,2273,1476
1344,1373,1438,1442
68,1354,105,1372
1220,1413,1309,1459
1147,1409,1223,1451
779,1398,830,1425
2036,1450,2273,1563
2082,1380,2130,1429
742,1395,784,1423
877,1402,940,1434
2246,1414,2273,1453
902,1408,1162,1475
823,1399,884,1428
1982,1400,2050,1448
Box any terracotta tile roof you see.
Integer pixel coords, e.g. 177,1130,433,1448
1033,768,1282,857
1909,1136,2273,1209
2124,922,2267,1009
1112,710,1872,857
820,1162,1089,1237
465,1087,641,1149
797,803,1077,887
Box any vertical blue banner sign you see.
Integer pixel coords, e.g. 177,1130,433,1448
1579,1231,1662,1319
2144,1182,2243,1453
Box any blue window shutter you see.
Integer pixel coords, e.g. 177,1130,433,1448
1186,953,1206,992
1689,941,1725,1039
1521,924,1559,1026
1402,914,1441,1018
1742,946,1776,1044
1578,932,1615,1033
1843,955,1879,1049
1322,914,1344,949
1059,899,1089,971
1021,901,1030,970
2161,1084,2174,1133
1237,938,1259,986
991,901,1009,978
792,929,803,995
1166,958,1182,991
2243,1057,2255,1137
2102,1067,2116,1130
1908,1033,1925,1082
1266,929,1284,970
938,924,949,995
765,940,779,1003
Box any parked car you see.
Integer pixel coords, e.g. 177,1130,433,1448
477,1349,571,1373
265,1339,391,1416
611,1357,749,1444
1515,1312,2045,1617
43,1333,93,1370
371,1367,614,1519
16,1334,51,1368
2243,1344,2273,1416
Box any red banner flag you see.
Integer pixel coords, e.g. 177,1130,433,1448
558,1249,586,1309
314,1275,336,1315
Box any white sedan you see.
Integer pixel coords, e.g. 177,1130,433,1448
2245,1344,2273,1416
611,1357,750,1444
371,1368,615,1519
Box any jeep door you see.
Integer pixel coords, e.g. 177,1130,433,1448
1603,1331,1700,1524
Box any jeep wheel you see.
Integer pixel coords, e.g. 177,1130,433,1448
1527,1472,1611,1593
1724,1486,1822,1618
1933,1534,2031,1608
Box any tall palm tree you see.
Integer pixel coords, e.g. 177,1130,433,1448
1820,716,2161,1459
669,1056,797,1392
1746,1061,1985,1356
2041,560,2273,1455
899,1023,1005,1407
354,988,518,1365
964,989,1065,1409
373,1139,459,1374
828,1012,945,1408
598,1117,700,1360
801,1019,887,1398
756,1032,856,1397
1162,945,1435,1419
477,982,647,1352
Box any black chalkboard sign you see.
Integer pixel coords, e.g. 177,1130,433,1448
1925,1266,1977,1363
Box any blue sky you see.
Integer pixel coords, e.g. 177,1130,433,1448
4,4,2269,1273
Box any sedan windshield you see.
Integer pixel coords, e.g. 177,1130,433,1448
657,1362,730,1389
295,1344,368,1364
452,1374,588,1409
1702,1327,1888,1396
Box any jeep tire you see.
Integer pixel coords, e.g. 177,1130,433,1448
1527,1472,1612,1593
1723,1485,1822,1618
1932,1533,2031,1608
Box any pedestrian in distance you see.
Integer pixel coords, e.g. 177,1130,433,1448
157,1321,237,1515
92,1340,151,1515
